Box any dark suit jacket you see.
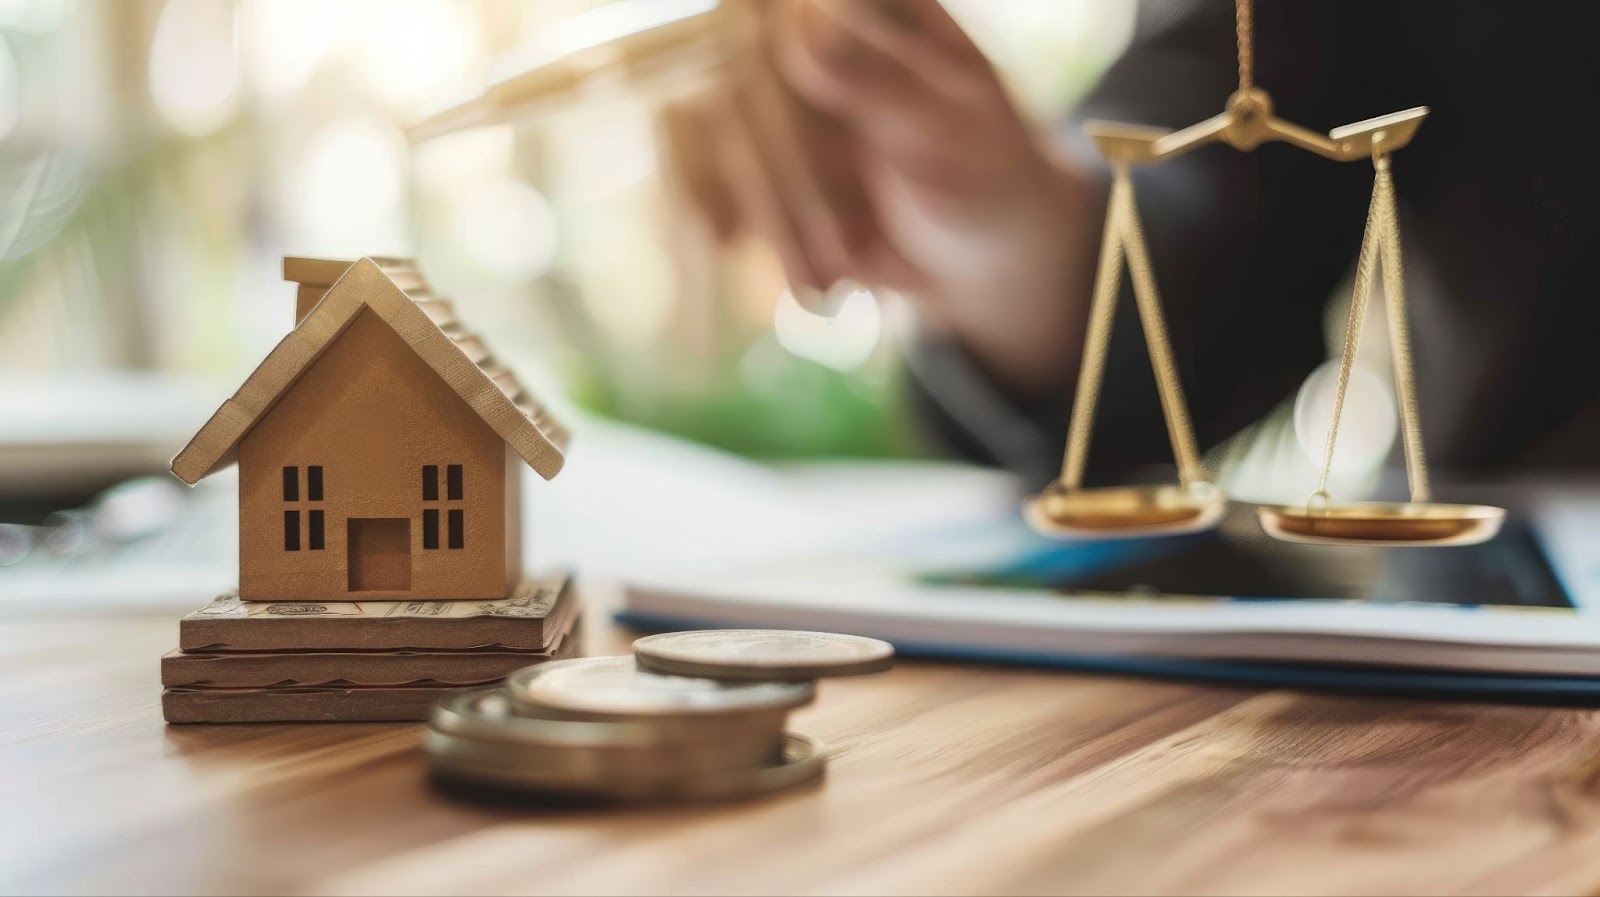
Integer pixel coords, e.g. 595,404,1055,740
908,0,1600,488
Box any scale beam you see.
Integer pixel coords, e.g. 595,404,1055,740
1086,88,1428,166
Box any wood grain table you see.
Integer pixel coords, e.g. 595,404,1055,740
8,587,1600,896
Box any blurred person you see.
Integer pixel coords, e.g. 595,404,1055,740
661,0,1600,487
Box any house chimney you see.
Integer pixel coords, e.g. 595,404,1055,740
283,257,355,325
282,256,425,325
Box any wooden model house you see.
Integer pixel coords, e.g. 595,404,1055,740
171,257,568,602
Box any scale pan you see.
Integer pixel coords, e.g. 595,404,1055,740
1024,483,1225,539
1258,502,1505,547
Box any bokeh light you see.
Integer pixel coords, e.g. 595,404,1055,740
1293,360,1398,474
0,0,71,33
355,0,481,108
448,178,558,282
551,109,657,202
773,285,883,372
240,0,479,108
0,34,18,142
286,117,409,254
411,127,514,196
574,217,676,347
239,0,352,100
149,0,239,136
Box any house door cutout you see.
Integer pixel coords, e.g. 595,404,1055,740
347,518,411,592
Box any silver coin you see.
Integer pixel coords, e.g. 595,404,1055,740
433,687,744,747
424,724,783,783
507,698,793,744
633,629,896,680
430,729,828,803
505,655,814,718
430,688,784,773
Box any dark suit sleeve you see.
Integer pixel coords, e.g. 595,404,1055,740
905,0,1375,489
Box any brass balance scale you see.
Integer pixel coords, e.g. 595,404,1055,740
1024,0,1506,548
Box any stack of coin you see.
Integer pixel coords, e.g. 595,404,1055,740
424,629,895,803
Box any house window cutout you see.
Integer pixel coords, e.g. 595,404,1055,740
287,464,326,551
448,508,464,549
347,518,411,591
421,465,464,550
423,508,439,550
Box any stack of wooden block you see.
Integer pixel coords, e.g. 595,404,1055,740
161,574,580,723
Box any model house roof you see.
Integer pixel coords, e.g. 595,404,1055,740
171,257,569,485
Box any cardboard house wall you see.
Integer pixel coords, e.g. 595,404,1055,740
172,257,568,602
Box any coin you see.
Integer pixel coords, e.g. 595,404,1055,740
434,688,717,746
424,725,783,784
430,688,784,774
633,630,896,680
508,698,793,745
505,655,815,718
429,729,828,803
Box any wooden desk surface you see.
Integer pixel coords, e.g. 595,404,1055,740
8,591,1600,896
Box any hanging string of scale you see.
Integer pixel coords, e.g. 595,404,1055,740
1023,0,1506,547
1234,0,1253,92
1313,154,1429,507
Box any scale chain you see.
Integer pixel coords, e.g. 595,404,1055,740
1313,164,1383,501
1314,154,1431,505
1375,159,1431,503
1058,171,1128,489
1057,166,1208,491
1235,0,1254,92
1118,170,1207,487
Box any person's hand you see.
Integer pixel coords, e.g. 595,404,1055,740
660,0,1102,395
